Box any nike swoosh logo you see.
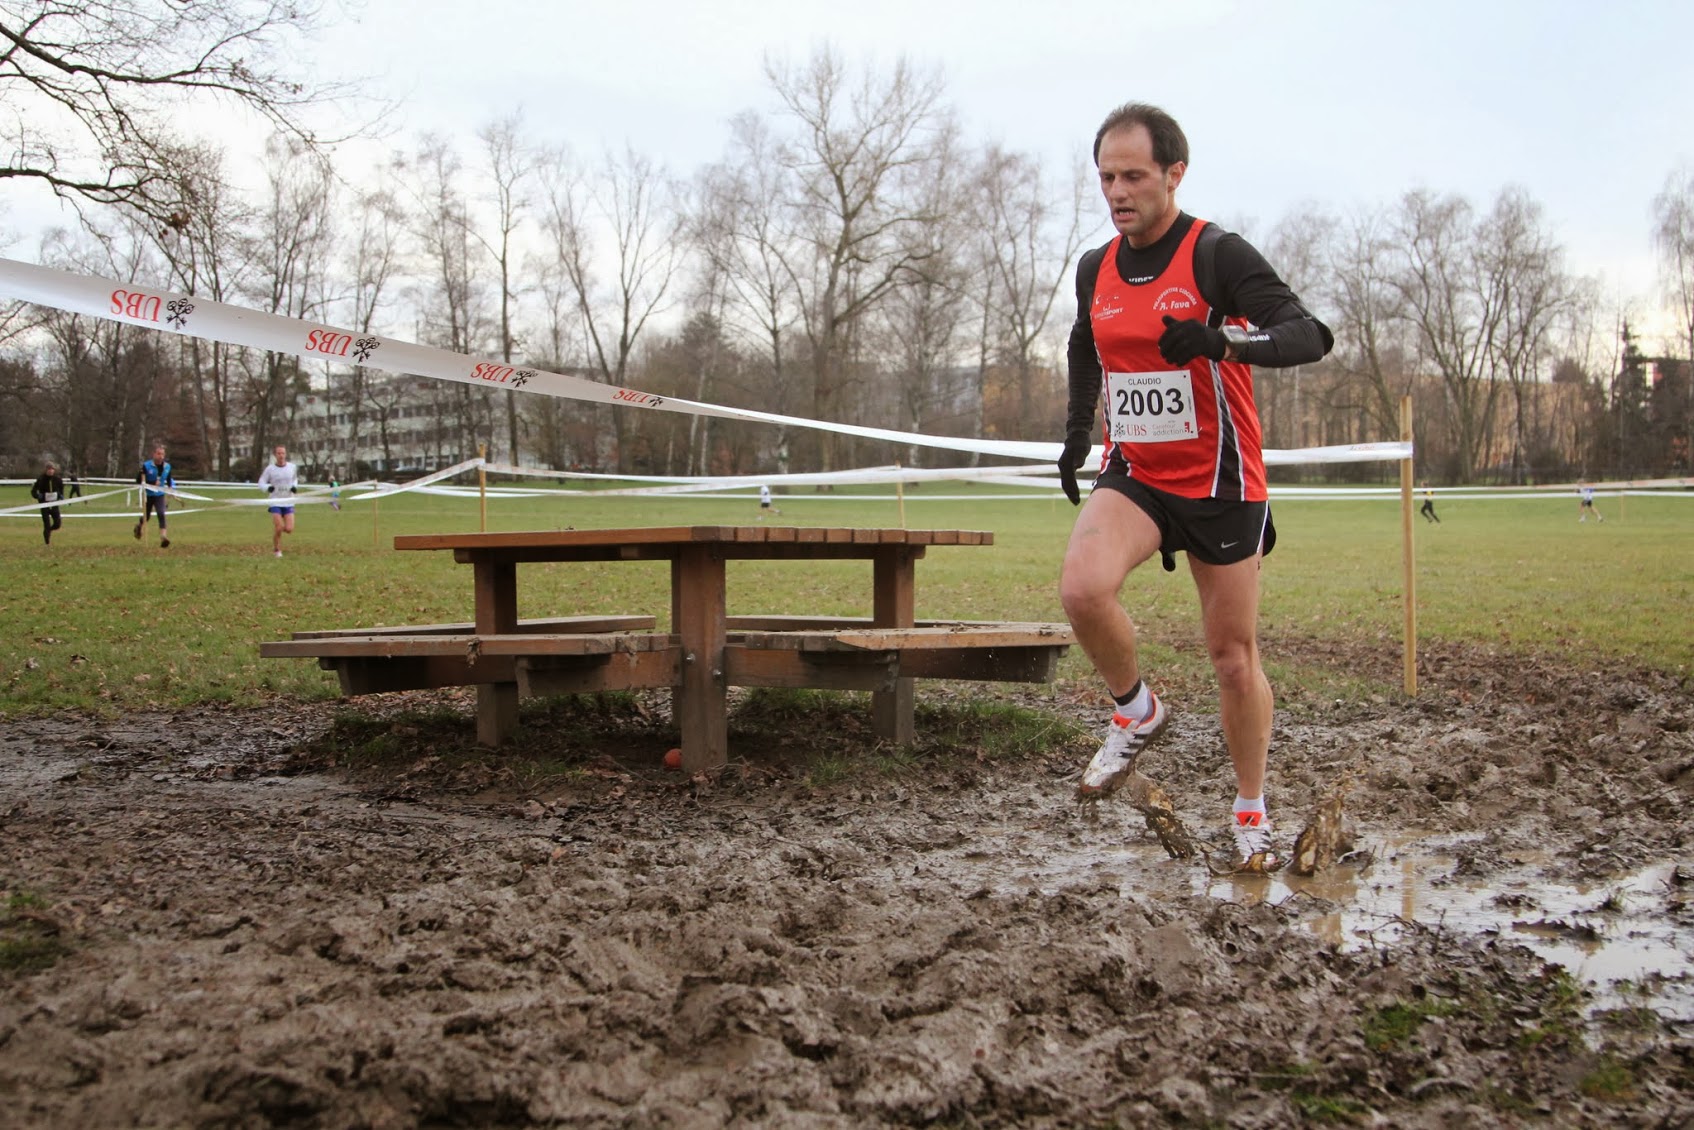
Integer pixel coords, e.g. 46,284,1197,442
1220,540,1239,549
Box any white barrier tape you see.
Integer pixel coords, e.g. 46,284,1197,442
0,257,1050,460
344,457,486,501
0,256,1419,467
0,486,132,515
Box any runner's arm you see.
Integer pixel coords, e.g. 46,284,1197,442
1211,233,1333,368
1064,245,1109,438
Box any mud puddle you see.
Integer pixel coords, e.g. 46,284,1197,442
917,816,1694,1023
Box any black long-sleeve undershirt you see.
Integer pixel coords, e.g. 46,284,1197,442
1065,213,1333,437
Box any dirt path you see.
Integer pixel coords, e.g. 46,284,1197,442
2,642,1691,1127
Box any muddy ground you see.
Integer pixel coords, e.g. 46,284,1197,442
2,639,1691,1128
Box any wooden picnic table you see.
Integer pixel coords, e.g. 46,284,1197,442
261,525,1072,771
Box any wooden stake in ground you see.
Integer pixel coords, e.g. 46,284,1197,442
478,443,487,532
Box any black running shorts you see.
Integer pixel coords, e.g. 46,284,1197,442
1093,470,1275,566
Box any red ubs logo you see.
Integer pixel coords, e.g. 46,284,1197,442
306,329,355,357
471,361,521,384
612,388,664,407
1151,286,1199,313
111,289,163,322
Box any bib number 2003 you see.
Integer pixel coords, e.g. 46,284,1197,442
1106,370,1198,443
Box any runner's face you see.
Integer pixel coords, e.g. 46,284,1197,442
274,447,287,465
1096,124,1183,248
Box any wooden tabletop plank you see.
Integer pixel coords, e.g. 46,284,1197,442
394,526,992,552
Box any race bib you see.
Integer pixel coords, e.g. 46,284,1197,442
1105,370,1198,443
43,491,58,502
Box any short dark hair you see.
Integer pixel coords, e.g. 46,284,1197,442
1093,103,1189,169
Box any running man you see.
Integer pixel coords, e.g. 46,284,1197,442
1057,102,1333,872
134,444,173,548
1578,481,1603,522
256,444,300,556
1419,481,1440,524
757,484,780,520
31,459,64,545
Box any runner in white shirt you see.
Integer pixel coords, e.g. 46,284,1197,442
1578,481,1603,523
256,444,300,556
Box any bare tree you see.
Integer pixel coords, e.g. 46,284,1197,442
1260,205,1330,449
150,143,252,478
1481,188,1573,482
975,143,1092,436
765,45,951,469
871,123,973,464
338,182,408,477
539,142,680,473
694,112,806,473
1654,167,1694,363
0,1,357,226
244,134,334,464
474,112,535,464
1321,207,1412,448
1390,189,1507,481
409,133,490,464
40,223,171,474
1652,166,1694,466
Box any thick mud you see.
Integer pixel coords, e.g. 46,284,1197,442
1,641,1691,1128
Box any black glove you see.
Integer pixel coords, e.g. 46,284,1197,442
1158,315,1227,366
267,485,275,493
289,486,297,493
1057,431,1092,506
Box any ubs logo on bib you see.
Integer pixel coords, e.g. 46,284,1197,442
1152,286,1199,313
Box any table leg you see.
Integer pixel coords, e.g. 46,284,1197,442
673,546,728,770
871,547,917,744
474,558,519,746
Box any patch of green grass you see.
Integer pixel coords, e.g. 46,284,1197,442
1361,997,1459,1051
1477,1083,1537,1115
3,485,1690,718
0,934,69,972
804,754,856,787
1517,968,1587,1049
914,699,1091,761
1289,1091,1371,1123
1578,1055,1638,1101
1255,1061,1321,1090
0,888,69,974
7,890,48,912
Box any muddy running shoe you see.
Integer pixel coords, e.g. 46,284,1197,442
1231,811,1281,872
132,522,142,540
1076,693,1168,797
160,537,171,549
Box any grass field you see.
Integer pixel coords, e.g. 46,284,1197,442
2,480,1689,717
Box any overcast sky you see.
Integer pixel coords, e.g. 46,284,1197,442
325,0,1690,341
10,0,1693,345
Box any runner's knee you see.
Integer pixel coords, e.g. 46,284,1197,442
1206,639,1260,691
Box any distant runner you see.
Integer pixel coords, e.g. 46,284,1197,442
256,444,300,557
1578,481,1603,523
134,444,173,548
31,459,64,545
1419,481,1440,524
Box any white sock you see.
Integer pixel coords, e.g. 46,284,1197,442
1114,680,1152,720
1233,795,1266,822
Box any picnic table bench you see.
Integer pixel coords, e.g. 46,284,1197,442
260,526,1073,771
